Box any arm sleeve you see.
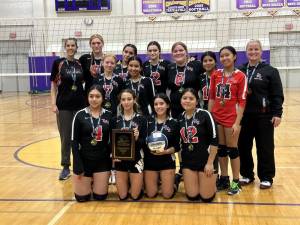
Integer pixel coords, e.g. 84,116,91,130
269,68,284,117
71,113,84,175
237,72,248,108
204,111,218,147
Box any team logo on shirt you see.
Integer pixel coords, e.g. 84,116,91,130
175,72,185,86
151,72,161,86
180,126,199,143
216,83,232,99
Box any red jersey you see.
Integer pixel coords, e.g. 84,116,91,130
209,69,247,127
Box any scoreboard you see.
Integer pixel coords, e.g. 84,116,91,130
55,0,111,12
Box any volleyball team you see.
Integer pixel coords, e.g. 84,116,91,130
50,34,284,202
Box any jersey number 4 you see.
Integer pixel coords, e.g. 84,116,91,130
180,126,198,143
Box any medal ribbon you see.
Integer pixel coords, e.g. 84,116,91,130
246,63,259,85
122,113,136,129
130,78,141,96
87,107,102,139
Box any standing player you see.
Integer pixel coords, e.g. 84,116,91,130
79,34,104,96
71,85,112,202
238,39,284,189
50,38,85,180
114,44,137,81
112,89,147,200
208,46,247,195
124,56,155,116
93,54,124,115
144,93,180,199
199,51,217,110
143,41,170,94
179,88,218,202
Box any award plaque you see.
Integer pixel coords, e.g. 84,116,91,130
112,129,135,161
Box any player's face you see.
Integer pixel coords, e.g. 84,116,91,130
128,60,142,78
147,45,160,61
181,92,197,112
154,98,169,117
103,56,116,73
65,40,77,57
246,42,262,63
220,49,236,69
90,38,103,54
88,89,103,109
120,92,135,112
203,55,216,72
123,47,135,63
172,45,187,64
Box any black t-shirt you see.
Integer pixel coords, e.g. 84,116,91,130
123,76,155,116
50,58,85,111
144,116,180,167
114,60,128,81
143,59,170,94
167,60,204,118
178,108,218,167
71,107,112,175
93,73,124,115
199,72,211,110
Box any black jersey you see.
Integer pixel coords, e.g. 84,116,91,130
199,72,211,110
124,76,155,116
238,62,284,117
167,60,204,118
93,73,124,115
144,116,180,168
114,60,128,81
79,53,104,94
50,58,85,111
111,114,147,163
178,108,218,167
71,107,112,175
143,59,170,94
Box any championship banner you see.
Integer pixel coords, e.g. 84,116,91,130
165,0,187,13
236,0,259,10
142,0,163,14
188,0,210,12
287,0,300,7
261,0,284,8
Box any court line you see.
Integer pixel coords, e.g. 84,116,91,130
47,202,74,225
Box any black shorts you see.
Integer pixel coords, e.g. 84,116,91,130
115,158,144,173
144,159,176,171
82,158,112,177
182,159,218,173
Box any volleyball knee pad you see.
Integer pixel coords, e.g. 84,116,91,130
200,193,216,203
228,147,239,159
74,193,91,202
93,192,108,201
186,194,200,201
218,145,228,157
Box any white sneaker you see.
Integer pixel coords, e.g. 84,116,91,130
109,170,116,185
239,177,254,185
260,181,272,189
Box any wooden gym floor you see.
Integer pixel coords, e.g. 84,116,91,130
0,89,299,225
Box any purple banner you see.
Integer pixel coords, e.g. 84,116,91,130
142,0,163,14
236,0,259,10
261,0,284,8
165,0,187,13
188,0,210,12
287,0,300,7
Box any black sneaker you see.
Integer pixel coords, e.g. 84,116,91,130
217,176,230,191
174,173,182,191
59,168,71,180
239,177,254,186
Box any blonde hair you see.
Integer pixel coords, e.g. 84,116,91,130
89,34,104,45
246,39,263,50
103,53,117,63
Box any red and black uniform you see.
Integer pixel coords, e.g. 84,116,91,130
167,60,204,118
93,73,124,115
124,76,155,116
143,59,170,94
114,61,128,81
71,108,112,176
178,108,218,171
111,114,147,173
199,71,213,110
238,62,284,183
144,117,180,171
209,69,247,127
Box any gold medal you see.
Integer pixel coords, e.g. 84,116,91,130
105,102,111,109
179,87,184,93
90,138,97,146
188,144,194,151
220,99,225,107
71,85,77,91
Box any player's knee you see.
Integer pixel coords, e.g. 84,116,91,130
74,193,91,202
93,192,108,201
200,193,216,203
218,145,228,157
131,191,144,201
118,193,129,201
228,147,239,159
186,194,200,201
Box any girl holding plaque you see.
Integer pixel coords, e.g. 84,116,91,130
238,40,284,189
124,56,155,116
114,44,137,81
93,54,124,115
112,89,147,200
71,85,113,202
143,41,170,94
179,88,218,202
50,38,85,181
144,93,180,199
208,46,247,195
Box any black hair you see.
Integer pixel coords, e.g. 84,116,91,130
153,93,171,116
128,56,143,68
88,84,106,107
201,51,217,65
123,44,137,56
181,88,199,101
219,46,237,62
147,41,161,52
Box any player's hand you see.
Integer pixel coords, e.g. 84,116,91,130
51,104,58,114
232,123,241,137
271,116,281,128
90,65,99,78
204,163,214,177
133,127,139,141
